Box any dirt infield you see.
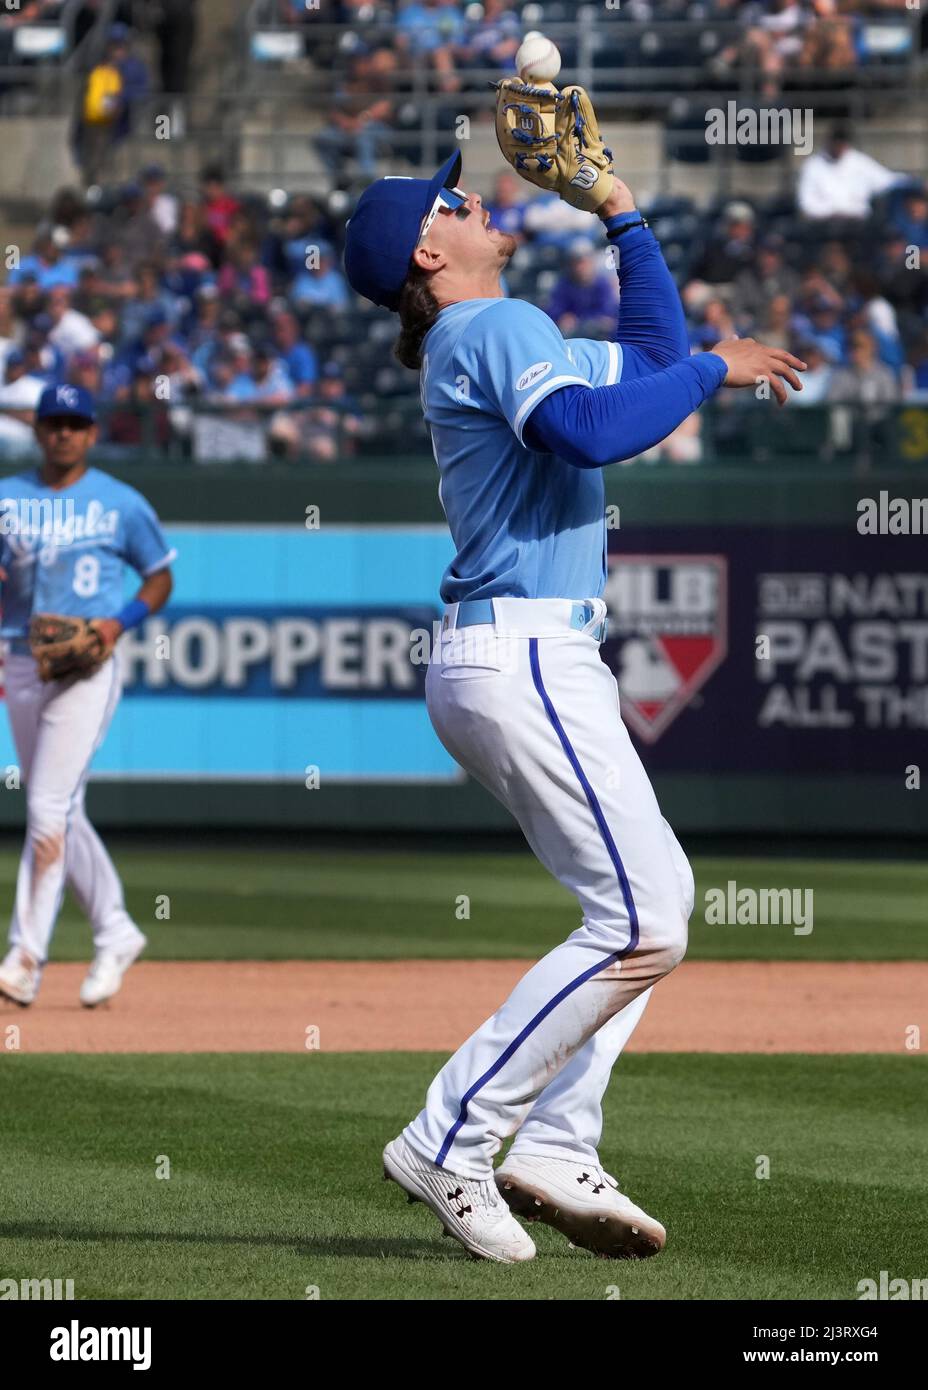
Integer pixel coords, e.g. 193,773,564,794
0,959,921,1053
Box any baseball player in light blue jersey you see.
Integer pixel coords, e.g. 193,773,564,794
0,384,175,1009
345,149,805,1264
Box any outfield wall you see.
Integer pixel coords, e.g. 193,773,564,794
1,459,925,837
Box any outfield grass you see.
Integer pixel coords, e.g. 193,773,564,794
4,846,923,963
0,1053,924,1300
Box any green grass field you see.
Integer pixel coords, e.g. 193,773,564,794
1,842,924,1300
1,845,921,963
1,1054,924,1300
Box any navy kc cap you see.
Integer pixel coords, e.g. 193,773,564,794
344,150,463,311
36,384,97,424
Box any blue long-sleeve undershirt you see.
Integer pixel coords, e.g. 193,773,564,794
523,353,727,467
523,211,728,465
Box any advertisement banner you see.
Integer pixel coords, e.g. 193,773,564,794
603,526,928,773
0,521,923,788
0,525,458,783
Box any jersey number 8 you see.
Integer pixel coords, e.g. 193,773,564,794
72,554,100,598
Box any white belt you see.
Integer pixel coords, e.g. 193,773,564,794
441,597,608,645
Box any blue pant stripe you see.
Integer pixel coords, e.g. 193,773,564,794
434,638,639,1168
529,638,640,952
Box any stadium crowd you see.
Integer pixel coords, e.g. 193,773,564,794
266,1,926,81
0,163,370,462
1,124,925,464
280,1,925,178
0,1,924,463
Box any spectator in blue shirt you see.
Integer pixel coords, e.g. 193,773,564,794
396,0,465,53
117,305,174,382
268,194,335,282
787,341,832,407
252,344,294,404
21,319,66,385
58,209,100,278
67,347,105,402
210,340,258,403
271,310,318,397
458,0,520,72
186,286,220,357
291,246,350,309
891,187,928,253
396,0,465,91
109,24,150,139
795,294,848,364
545,241,619,337
9,233,80,291
119,261,180,344
191,306,242,378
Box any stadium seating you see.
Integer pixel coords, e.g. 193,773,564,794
0,1,924,464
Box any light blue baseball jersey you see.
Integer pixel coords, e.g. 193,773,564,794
0,467,175,652
420,297,622,603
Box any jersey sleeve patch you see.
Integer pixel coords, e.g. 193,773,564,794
515,361,553,392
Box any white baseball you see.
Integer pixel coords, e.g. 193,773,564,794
516,32,561,84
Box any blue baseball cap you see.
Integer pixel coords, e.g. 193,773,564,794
36,384,96,424
344,150,463,310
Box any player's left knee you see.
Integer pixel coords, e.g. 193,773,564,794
648,915,688,975
32,828,65,874
27,804,68,870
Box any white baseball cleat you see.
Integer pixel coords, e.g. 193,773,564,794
0,946,40,1007
383,1134,537,1264
495,1153,666,1259
79,933,147,1008
0,950,40,1006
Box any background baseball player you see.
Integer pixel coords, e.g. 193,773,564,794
0,384,175,1009
344,80,805,1265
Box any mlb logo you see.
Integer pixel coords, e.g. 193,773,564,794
602,554,728,743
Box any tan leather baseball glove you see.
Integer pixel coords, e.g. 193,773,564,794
493,79,615,213
29,613,114,683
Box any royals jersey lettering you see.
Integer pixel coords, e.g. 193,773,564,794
0,467,175,648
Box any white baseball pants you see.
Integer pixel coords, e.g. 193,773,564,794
4,651,142,966
404,598,694,1179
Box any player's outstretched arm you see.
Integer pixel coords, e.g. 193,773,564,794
523,355,726,467
523,341,805,467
